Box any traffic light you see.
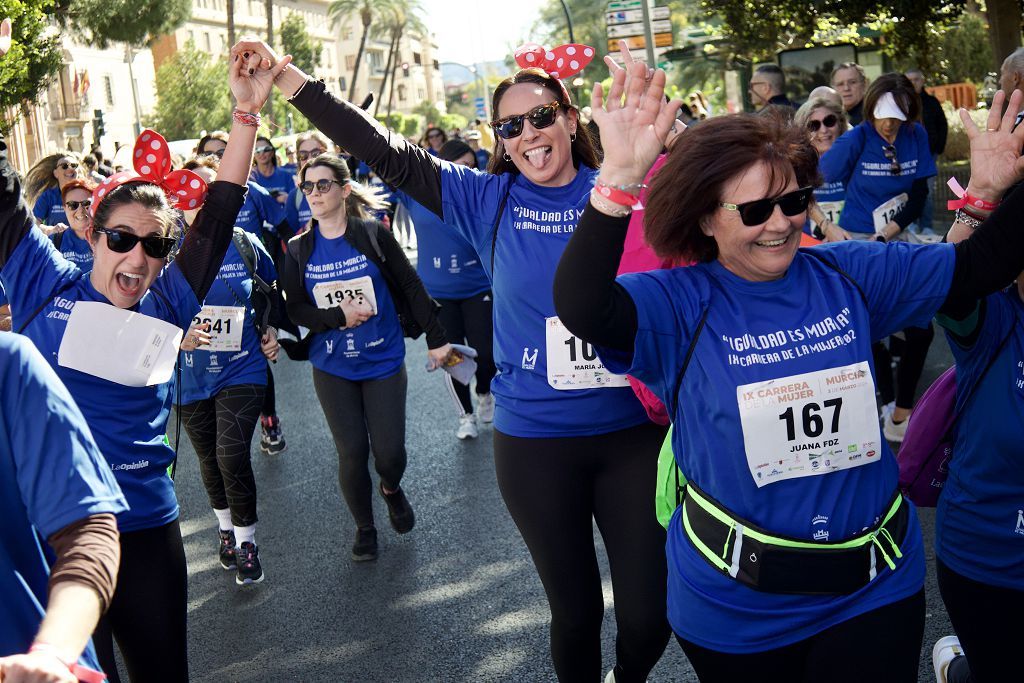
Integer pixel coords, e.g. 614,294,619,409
402,62,410,77
92,109,106,143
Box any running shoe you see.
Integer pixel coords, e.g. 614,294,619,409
218,529,236,570
932,635,964,683
883,412,909,443
456,413,479,440
476,393,495,424
380,483,415,534
235,542,264,585
352,526,378,562
260,415,287,454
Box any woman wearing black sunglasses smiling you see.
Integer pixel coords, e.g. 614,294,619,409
234,37,670,681
794,96,849,241
555,50,1024,682
0,44,287,682
48,179,98,269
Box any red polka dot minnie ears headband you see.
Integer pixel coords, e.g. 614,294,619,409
92,129,208,216
512,43,595,102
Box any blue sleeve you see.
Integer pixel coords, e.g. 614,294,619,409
31,192,50,222
255,184,286,227
820,126,862,185
251,232,278,283
150,261,202,331
2,335,127,537
0,228,78,324
817,240,955,339
914,123,938,179
439,162,510,246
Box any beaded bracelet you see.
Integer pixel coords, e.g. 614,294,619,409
232,108,261,128
954,208,984,230
590,188,632,217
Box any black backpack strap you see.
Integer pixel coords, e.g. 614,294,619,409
670,306,709,417
801,248,868,307
232,227,273,296
361,218,385,262
490,184,512,273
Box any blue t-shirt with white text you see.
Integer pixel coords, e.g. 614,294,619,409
32,186,67,226
55,228,94,270
250,167,295,199
285,187,313,237
236,181,286,237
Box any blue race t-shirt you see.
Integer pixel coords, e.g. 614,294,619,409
0,333,127,666
936,288,1024,589
285,187,313,237
236,181,285,237
597,240,955,653
280,162,298,176
55,228,94,269
820,122,936,234
392,189,489,300
439,163,648,437
303,226,405,381
250,167,295,199
2,228,200,532
178,233,276,404
32,186,67,226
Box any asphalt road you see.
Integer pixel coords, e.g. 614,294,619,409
162,328,957,682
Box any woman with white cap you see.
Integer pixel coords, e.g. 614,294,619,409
820,73,937,442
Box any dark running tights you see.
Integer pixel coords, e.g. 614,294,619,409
261,364,276,417
312,366,408,528
937,558,1024,683
436,292,496,414
873,324,935,409
494,422,671,682
179,383,264,526
676,589,924,683
93,520,188,683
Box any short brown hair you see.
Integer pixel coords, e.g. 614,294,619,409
831,62,866,85
862,73,921,126
644,114,820,263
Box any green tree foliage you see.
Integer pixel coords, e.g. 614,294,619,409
68,0,192,48
328,0,392,101
895,11,993,85
0,0,64,133
147,41,231,141
280,12,321,74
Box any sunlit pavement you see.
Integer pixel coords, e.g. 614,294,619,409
165,331,955,682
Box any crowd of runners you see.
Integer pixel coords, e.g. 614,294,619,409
0,13,1022,683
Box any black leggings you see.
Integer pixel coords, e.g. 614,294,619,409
676,589,925,683
937,557,1024,683
93,520,188,683
873,324,935,409
436,291,496,415
179,383,264,526
261,364,276,417
494,422,671,682
312,365,408,528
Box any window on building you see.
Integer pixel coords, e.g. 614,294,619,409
204,32,212,53
220,34,227,53
413,52,422,65
339,76,347,92
417,89,425,100
343,27,353,40
104,75,114,106
187,30,195,44
345,55,355,71
433,59,439,70
398,85,407,102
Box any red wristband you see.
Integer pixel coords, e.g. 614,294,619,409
29,643,107,683
593,181,639,207
946,177,1000,212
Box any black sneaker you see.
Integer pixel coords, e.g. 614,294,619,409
260,415,287,454
218,530,236,570
380,483,415,534
352,526,378,562
235,542,264,585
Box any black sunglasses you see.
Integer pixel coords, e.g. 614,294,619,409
201,148,225,159
806,114,838,132
299,179,345,195
65,199,92,211
491,100,562,140
719,187,814,226
882,144,901,176
255,145,275,154
297,148,325,162
57,161,77,170
93,226,176,259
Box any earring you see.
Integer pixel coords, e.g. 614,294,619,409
503,153,512,162
570,132,577,142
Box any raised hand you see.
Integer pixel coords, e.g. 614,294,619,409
0,18,12,58
228,37,291,113
962,89,1024,201
591,40,683,185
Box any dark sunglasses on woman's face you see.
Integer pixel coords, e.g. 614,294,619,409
719,187,814,226
882,144,901,176
254,145,275,154
202,148,225,159
806,114,838,132
93,226,176,259
65,199,92,211
56,161,77,170
299,179,344,195
297,148,325,162
491,100,562,140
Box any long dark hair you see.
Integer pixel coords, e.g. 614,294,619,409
300,154,388,219
487,68,600,175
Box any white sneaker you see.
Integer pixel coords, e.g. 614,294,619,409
883,411,909,443
476,393,494,424
932,635,964,683
604,672,616,683
456,414,478,440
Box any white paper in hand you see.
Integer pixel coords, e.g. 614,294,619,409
427,343,478,386
58,301,183,387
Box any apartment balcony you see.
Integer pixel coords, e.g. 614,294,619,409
49,100,88,122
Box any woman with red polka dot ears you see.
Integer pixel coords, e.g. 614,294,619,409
237,36,671,681
0,43,288,682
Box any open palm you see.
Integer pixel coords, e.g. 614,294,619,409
963,89,1024,200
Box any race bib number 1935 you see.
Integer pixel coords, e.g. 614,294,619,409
736,361,881,487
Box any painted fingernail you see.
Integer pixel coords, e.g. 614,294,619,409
249,68,254,75
244,52,250,59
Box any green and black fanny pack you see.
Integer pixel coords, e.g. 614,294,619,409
681,483,909,595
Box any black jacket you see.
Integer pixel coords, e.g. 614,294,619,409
282,216,447,349
920,91,948,156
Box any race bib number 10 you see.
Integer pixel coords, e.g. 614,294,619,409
544,316,630,390
736,361,881,487
193,305,245,352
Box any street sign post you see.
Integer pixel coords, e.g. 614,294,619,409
605,1,672,64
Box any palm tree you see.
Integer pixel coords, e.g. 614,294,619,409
329,0,392,102
382,0,426,118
